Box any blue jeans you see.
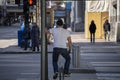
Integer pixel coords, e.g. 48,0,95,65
53,48,71,74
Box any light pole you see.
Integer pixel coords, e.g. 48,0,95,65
41,0,48,80
3,0,7,17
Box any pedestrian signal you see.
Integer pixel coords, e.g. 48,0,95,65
29,0,36,6
29,0,33,5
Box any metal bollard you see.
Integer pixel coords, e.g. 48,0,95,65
72,45,80,68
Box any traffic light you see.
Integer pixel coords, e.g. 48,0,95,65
15,0,20,4
29,0,36,6
23,0,29,14
29,0,33,5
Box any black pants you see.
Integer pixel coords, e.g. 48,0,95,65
53,48,71,74
24,39,29,50
104,31,110,41
32,46,39,51
90,33,95,43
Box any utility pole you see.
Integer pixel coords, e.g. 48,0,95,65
41,0,48,80
36,0,41,26
23,0,29,28
3,0,7,18
36,0,41,38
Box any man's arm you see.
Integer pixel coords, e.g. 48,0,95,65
45,28,52,35
67,36,72,53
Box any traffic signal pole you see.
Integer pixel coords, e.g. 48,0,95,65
41,0,48,80
23,0,29,28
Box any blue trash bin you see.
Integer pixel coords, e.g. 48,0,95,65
18,22,25,46
21,22,25,31
18,30,24,46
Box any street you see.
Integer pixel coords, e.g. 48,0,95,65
0,43,120,80
0,53,97,80
0,54,40,80
79,42,120,80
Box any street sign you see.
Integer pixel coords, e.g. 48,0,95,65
66,2,71,10
54,11,66,17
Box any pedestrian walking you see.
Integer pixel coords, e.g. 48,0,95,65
31,23,40,51
103,19,111,41
23,26,31,50
89,20,96,43
46,19,72,79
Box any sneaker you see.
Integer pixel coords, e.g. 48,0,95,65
53,72,58,79
64,72,71,77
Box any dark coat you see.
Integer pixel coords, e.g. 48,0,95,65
89,22,96,33
23,27,31,39
31,25,40,47
103,22,111,32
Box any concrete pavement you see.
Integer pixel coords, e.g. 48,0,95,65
0,24,108,53
0,43,120,80
0,53,98,80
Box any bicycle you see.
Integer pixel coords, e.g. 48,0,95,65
58,55,65,80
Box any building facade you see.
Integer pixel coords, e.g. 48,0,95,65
70,0,120,42
110,0,120,42
70,1,85,32
85,0,109,39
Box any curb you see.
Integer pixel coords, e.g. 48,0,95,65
0,51,53,54
70,68,96,73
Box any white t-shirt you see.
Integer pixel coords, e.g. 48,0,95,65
50,28,70,48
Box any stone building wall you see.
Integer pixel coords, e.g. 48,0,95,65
109,0,120,42
70,1,85,32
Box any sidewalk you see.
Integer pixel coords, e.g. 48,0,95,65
0,32,106,53
0,25,106,53
0,23,116,53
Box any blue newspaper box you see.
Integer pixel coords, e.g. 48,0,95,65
18,22,25,46
18,30,24,46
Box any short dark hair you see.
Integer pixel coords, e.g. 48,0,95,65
57,19,63,26
63,24,67,29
